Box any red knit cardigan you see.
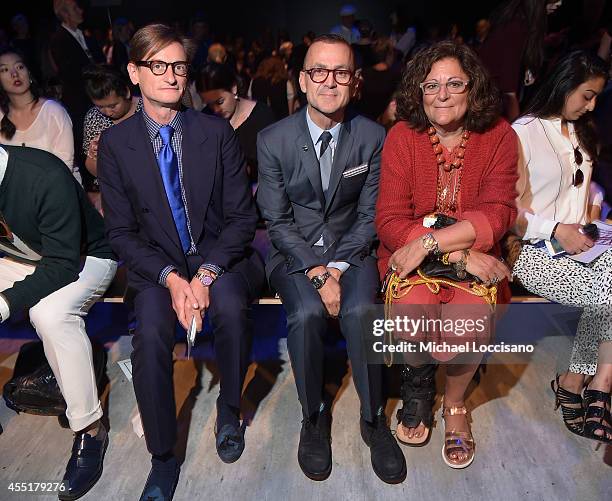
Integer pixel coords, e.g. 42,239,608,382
375,119,519,303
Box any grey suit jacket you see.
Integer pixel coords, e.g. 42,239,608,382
256,107,385,278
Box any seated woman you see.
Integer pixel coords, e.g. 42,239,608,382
0,47,79,182
250,56,296,120
82,64,141,211
511,51,611,444
196,62,275,181
376,41,518,468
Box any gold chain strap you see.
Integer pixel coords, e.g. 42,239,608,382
382,269,497,367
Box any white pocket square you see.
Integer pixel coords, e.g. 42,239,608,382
342,163,369,178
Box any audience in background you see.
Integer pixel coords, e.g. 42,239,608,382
0,47,79,181
196,62,274,181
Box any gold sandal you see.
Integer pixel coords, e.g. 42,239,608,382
441,405,475,469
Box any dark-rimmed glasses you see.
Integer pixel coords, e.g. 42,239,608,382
135,60,189,77
573,146,584,187
302,68,354,85
419,80,470,95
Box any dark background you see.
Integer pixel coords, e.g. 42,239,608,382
0,0,511,41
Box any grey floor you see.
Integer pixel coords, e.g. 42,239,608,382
0,334,610,501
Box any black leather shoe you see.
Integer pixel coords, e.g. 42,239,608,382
215,423,245,463
58,423,108,500
139,464,180,501
361,415,407,484
297,410,332,481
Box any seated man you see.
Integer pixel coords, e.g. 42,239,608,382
256,34,406,484
0,144,117,500
97,24,264,501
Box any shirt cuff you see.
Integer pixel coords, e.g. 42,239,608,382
327,261,350,273
524,213,558,241
158,265,177,287
199,263,224,277
0,293,10,322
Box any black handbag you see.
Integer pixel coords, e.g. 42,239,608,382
3,341,107,416
419,213,477,282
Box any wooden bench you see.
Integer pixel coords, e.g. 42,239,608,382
100,267,550,305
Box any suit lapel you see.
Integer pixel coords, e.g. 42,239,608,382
295,112,325,209
181,111,211,245
126,116,182,250
325,120,354,213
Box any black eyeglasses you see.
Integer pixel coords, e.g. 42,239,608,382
573,146,584,187
135,60,190,77
302,68,355,85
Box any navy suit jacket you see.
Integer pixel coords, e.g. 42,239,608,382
97,109,258,291
256,107,385,278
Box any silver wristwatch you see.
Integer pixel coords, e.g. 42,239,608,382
310,271,331,289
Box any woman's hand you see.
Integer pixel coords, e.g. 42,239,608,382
464,250,512,285
87,134,100,159
554,223,595,254
388,238,429,279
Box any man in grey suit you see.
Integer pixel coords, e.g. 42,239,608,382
257,34,405,484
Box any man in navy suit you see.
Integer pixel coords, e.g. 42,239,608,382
97,24,263,501
257,34,406,484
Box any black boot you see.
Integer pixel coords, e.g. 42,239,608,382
396,363,437,446
297,407,332,481
361,414,407,484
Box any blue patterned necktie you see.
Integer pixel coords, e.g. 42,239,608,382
157,125,191,253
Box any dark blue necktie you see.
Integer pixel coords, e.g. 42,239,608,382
157,125,191,253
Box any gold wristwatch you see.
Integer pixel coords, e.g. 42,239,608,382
421,232,439,255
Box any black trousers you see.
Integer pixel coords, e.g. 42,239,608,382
131,253,264,456
270,255,382,422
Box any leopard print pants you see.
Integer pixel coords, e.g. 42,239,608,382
513,246,612,375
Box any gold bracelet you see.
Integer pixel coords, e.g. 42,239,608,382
441,252,451,265
453,249,470,280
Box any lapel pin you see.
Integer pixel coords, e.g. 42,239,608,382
302,145,308,151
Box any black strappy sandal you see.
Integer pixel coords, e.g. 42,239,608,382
550,374,585,437
395,364,437,447
583,389,612,444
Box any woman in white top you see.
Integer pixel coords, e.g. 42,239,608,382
0,48,79,182
511,51,611,444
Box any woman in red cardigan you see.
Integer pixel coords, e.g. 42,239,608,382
376,41,518,469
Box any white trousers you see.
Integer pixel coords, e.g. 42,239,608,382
0,256,117,431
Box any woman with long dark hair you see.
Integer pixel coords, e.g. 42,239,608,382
511,50,611,444
196,63,275,180
0,47,79,181
478,0,561,121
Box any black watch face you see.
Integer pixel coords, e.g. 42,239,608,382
312,276,323,289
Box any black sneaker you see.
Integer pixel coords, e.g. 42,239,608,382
360,415,407,484
297,410,332,481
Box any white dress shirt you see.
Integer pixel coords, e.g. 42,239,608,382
305,108,349,273
62,23,93,60
512,116,598,241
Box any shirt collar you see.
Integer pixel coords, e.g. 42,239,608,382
306,107,342,147
62,23,84,38
0,146,8,187
142,109,184,143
